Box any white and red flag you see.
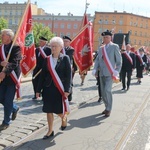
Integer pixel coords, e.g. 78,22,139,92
16,0,36,76
70,14,93,73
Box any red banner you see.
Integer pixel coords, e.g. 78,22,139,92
16,2,36,76
70,22,93,73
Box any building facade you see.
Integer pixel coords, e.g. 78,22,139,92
0,1,45,32
0,2,93,40
32,13,93,39
93,11,150,51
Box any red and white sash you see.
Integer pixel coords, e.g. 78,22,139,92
123,51,133,65
47,55,70,115
0,45,21,99
137,54,144,65
102,46,119,81
39,47,47,59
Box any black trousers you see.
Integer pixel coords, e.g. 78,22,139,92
121,69,132,89
96,71,102,98
32,74,40,97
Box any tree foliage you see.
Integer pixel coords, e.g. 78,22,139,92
33,22,54,47
0,17,8,44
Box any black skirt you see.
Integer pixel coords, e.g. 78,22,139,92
42,81,63,114
136,67,143,78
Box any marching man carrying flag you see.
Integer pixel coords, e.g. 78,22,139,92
0,29,21,131
93,30,122,117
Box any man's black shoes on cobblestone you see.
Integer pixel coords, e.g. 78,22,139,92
98,97,102,103
12,107,19,121
101,110,111,117
0,124,9,131
32,96,37,100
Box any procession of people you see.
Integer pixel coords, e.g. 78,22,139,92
0,27,150,142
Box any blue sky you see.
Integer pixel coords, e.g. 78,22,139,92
3,0,150,17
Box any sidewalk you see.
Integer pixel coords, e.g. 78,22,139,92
3,72,150,150
0,70,101,149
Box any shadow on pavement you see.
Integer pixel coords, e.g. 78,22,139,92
80,85,97,91
13,132,64,150
67,113,106,131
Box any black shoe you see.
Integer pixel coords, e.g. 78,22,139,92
0,124,9,131
32,96,37,100
121,88,125,91
12,107,19,121
43,131,54,140
98,97,102,102
105,110,111,117
127,87,130,91
101,110,106,114
61,126,67,131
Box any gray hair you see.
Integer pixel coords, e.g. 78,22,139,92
1,29,14,40
49,37,64,48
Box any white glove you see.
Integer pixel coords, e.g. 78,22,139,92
92,69,96,76
113,70,119,77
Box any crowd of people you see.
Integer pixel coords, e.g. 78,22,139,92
0,28,150,140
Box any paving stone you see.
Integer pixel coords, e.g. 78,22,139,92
13,132,27,138
0,139,13,147
6,135,21,143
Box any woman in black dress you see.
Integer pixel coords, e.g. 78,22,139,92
36,37,72,139
136,47,147,84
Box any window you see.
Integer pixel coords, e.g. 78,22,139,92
119,20,123,25
118,29,122,33
105,20,108,24
54,23,58,28
66,33,71,37
130,21,132,26
10,11,12,15
60,24,65,29
99,19,103,24
67,24,71,29
134,39,136,44
60,33,64,37
135,31,137,36
74,24,78,29
9,19,12,25
140,32,142,36
48,23,52,28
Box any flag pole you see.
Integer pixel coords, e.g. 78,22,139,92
71,23,90,44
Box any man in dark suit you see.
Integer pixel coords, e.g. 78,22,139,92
0,29,22,130
121,44,136,91
32,36,51,99
63,36,77,101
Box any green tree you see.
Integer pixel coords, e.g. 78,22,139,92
33,22,54,47
0,17,8,44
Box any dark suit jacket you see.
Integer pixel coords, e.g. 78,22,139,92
121,52,136,71
33,46,51,76
37,55,72,93
65,46,74,65
0,42,22,85
136,54,147,69
65,46,78,72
